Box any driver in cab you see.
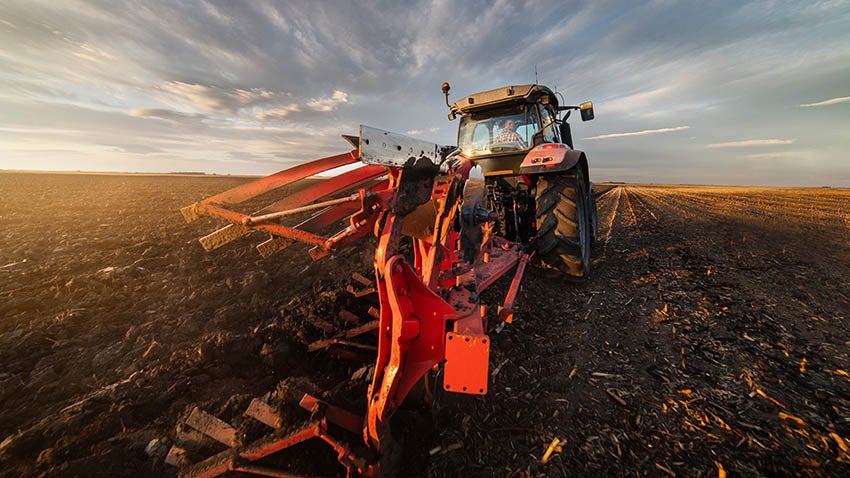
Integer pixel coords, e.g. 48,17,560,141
495,119,525,147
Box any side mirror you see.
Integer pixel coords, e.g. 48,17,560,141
559,122,574,149
448,111,457,121
580,101,594,122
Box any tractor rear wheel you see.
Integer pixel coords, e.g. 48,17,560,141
534,169,591,279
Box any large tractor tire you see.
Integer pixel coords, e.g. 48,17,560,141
534,169,591,279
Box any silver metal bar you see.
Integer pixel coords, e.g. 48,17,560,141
243,193,367,226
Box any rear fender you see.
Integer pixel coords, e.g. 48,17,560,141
519,144,586,175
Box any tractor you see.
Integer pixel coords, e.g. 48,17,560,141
443,82,597,278
171,84,597,477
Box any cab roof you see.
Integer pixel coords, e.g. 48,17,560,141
450,84,557,115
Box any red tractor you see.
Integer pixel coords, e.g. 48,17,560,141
444,82,597,278
172,84,596,477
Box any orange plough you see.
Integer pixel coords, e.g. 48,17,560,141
174,125,531,476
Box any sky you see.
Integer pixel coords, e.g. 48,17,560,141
1,0,849,186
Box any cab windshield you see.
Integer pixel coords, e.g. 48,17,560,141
457,106,540,158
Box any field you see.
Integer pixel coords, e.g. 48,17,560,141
1,172,849,477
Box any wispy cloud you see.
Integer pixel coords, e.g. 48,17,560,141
111,144,165,154
129,108,204,123
599,87,674,114
706,139,795,148
162,81,283,114
799,96,850,107
70,43,116,65
156,81,349,121
743,152,793,160
584,126,690,140
255,104,302,120
406,127,440,137
71,52,106,64
306,90,348,112
256,90,349,121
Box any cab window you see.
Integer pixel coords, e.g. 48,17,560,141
457,105,541,158
539,106,557,143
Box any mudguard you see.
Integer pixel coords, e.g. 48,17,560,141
519,144,586,175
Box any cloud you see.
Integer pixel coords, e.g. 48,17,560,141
255,104,302,120
256,90,348,120
155,82,347,122
599,87,674,114
706,139,795,148
111,144,165,154
799,96,850,107
584,126,691,140
70,43,116,64
129,108,204,122
79,44,115,60
405,127,440,137
162,81,283,114
742,152,796,160
72,52,106,64
306,90,348,112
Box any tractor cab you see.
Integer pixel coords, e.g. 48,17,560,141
457,104,542,157
445,83,593,175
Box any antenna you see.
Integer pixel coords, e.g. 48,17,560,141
534,64,538,84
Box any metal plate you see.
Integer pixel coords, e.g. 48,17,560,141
443,332,490,395
360,125,445,169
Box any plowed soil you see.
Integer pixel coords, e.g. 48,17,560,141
1,172,849,477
